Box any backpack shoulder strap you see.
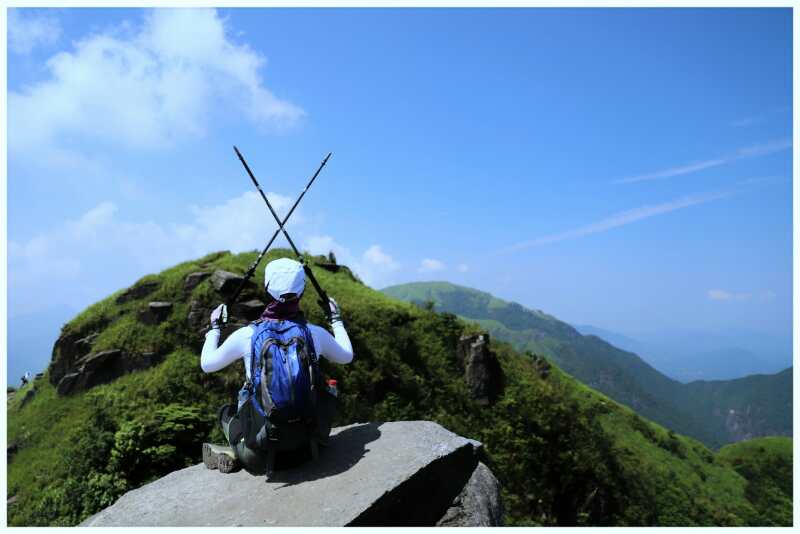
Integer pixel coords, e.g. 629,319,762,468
250,320,279,417
293,319,318,362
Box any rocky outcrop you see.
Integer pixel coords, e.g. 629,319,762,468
210,270,255,297
531,354,552,379
456,334,504,405
116,280,160,304
311,257,360,282
55,350,165,396
725,407,756,442
82,421,501,527
437,462,503,526
7,442,18,462
49,330,101,386
186,300,208,331
18,387,36,408
315,262,341,273
233,299,265,321
184,272,210,291
138,302,173,325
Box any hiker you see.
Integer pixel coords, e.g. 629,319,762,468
200,257,353,477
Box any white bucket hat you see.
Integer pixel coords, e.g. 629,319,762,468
264,258,305,302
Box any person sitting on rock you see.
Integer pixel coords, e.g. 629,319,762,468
200,257,353,475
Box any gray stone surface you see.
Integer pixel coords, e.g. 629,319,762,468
211,270,252,296
56,350,165,396
116,280,160,304
456,334,504,405
233,299,265,321
149,301,173,315
49,329,102,386
138,302,173,325
18,387,37,408
437,462,503,526
82,421,487,527
184,271,210,291
531,354,552,379
7,442,18,462
186,299,208,331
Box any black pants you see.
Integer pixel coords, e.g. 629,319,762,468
219,391,336,475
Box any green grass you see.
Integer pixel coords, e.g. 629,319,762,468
717,437,793,525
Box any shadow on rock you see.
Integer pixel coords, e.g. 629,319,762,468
267,422,382,488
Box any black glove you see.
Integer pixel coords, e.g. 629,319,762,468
327,297,342,323
210,303,228,330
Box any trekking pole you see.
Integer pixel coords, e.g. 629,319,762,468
233,147,334,318
225,148,332,317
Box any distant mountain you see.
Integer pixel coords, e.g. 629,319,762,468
682,368,793,443
382,282,792,448
574,324,791,382
573,324,649,356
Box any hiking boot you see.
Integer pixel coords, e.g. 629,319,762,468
203,443,239,474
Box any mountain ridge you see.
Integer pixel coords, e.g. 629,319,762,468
7,250,792,526
574,324,791,382
382,281,792,448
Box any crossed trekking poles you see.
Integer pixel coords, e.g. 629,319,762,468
224,147,333,322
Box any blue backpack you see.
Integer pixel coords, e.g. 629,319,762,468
249,318,319,422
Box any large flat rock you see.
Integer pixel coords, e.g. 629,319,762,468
81,421,483,527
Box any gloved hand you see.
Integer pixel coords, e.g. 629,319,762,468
210,303,228,330
328,297,342,323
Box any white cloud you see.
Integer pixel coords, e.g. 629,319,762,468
730,116,760,128
8,191,299,312
707,289,752,302
503,190,731,253
616,139,792,184
9,8,303,160
707,289,777,302
364,245,399,269
304,237,400,288
8,9,61,55
730,107,790,128
304,235,342,257
68,202,118,238
357,245,401,288
9,191,405,315
418,258,445,273
180,191,297,255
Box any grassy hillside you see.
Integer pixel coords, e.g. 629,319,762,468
7,251,791,526
382,281,792,449
717,437,793,526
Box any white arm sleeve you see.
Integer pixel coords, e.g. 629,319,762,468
200,325,254,373
201,321,352,373
309,321,353,364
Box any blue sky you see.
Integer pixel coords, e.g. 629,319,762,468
6,8,793,377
